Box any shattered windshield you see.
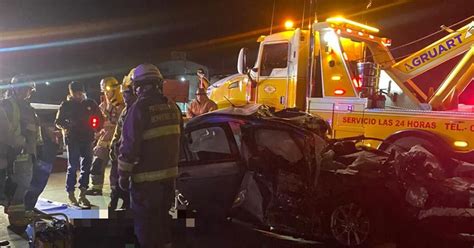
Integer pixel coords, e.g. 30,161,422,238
255,129,303,164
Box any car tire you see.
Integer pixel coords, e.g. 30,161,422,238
325,197,389,248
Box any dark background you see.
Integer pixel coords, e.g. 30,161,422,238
0,0,472,103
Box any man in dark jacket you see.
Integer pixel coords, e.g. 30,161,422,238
119,64,182,248
55,81,103,207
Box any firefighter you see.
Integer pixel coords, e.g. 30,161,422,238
55,81,103,207
119,63,182,247
0,80,10,206
86,77,124,196
1,75,38,228
186,87,217,118
108,69,136,210
196,68,209,90
0,80,11,245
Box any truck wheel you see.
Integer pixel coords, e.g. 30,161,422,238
382,136,456,176
383,136,438,155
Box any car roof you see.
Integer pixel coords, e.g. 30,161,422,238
185,104,311,133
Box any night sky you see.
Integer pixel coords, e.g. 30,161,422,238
0,0,472,103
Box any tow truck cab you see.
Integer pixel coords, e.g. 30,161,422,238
209,17,474,159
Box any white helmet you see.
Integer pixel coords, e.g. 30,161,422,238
131,63,163,87
10,74,36,91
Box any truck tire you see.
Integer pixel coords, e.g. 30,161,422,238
383,136,438,156
381,136,456,176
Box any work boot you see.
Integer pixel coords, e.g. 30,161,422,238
120,197,130,210
7,224,26,235
0,240,10,246
85,188,103,196
119,190,130,210
108,190,118,210
67,191,79,206
7,212,28,231
78,188,91,207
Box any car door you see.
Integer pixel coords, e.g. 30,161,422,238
177,122,244,220
244,125,310,227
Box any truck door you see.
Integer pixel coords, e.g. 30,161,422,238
256,41,290,110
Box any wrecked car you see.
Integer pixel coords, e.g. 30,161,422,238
175,104,474,247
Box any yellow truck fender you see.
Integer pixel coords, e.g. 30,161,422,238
378,129,474,174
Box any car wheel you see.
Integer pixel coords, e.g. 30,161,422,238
329,202,371,247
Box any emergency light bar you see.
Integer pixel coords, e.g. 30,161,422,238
326,16,380,33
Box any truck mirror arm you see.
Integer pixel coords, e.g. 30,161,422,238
247,69,258,88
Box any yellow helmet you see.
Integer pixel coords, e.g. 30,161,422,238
121,68,135,93
100,77,120,92
100,77,123,106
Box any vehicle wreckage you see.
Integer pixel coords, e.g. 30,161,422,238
175,104,474,247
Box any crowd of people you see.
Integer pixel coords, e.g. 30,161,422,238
0,64,218,247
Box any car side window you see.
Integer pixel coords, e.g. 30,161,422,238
186,126,233,162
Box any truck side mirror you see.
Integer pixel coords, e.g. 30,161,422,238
237,48,248,74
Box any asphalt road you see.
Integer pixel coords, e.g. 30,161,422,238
1,168,472,248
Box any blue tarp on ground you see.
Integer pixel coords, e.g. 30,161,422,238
35,198,108,219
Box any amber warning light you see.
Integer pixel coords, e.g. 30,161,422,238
90,116,99,129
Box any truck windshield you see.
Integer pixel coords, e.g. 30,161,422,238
260,42,288,76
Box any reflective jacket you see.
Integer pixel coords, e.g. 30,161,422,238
118,90,182,184
55,97,103,144
186,98,217,118
97,101,123,146
0,106,10,169
94,101,123,159
0,98,26,149
0,97,40,169
110,107,128,158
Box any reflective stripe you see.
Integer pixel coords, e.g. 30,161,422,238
118,159,134,172
142,124,180,140
8,204,25,213
92,184,103,190
15,153,30,162
132,167,178,183
97,140,111,148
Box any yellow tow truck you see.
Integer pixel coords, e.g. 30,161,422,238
208,16,474,163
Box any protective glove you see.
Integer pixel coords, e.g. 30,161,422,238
118,176,130,192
